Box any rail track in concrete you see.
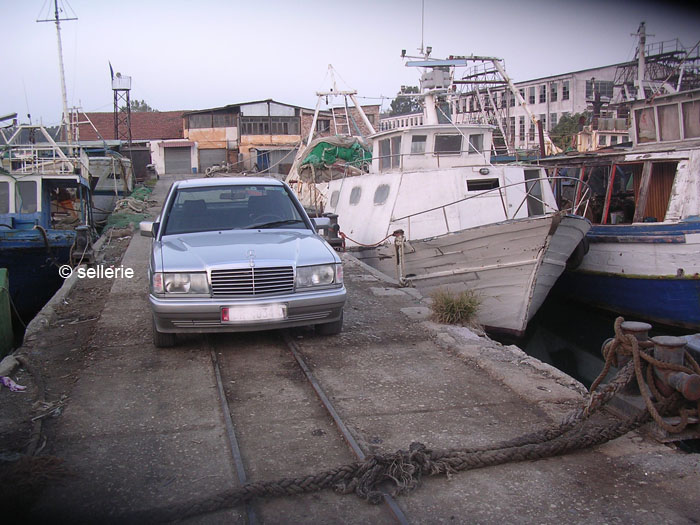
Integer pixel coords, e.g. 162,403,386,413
205,328,409,524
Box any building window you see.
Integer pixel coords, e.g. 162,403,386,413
240,116,299,135
468,134,483,153
188,113,212,129
411,135,427,154
509,116,516,143
586,80,614,99
529,121,535,141
519,117,525,141
435,134,462,154
540,114,546,131
550,82,558,102
598,135,607,146
539,85,546,104
611,135,618,145
550,113,558,128
528,87,535,104
212,112,235,128
241,116,269,135
562,80,570,101
519,88,525,104
317,119,331,133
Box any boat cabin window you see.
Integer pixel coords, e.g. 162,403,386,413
16,181,37,214
411,135,426,154
330,190,340,208
373,184,390,205
0,182,9,214
658,104,681,142
466,179,499,192
468,134,483,153
349,186,362,205
682,101,700,139
379,136,402,171
635,108,657,143
435,134,462,155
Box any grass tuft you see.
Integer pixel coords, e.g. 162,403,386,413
430,289,481,326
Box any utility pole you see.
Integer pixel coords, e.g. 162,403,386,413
37,0,77,144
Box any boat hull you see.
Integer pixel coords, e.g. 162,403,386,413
357,213,590,337
556,222,700,330
0,231,74,322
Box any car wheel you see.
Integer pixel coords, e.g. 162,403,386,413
316,311,343,336
152,317,176,348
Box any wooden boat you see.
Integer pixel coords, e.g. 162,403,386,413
542,88,700,330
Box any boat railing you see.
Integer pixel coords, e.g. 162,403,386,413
367,147,490,173
5,144,77,175
392,175,591,231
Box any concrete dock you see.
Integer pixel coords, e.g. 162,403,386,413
1,172,698,523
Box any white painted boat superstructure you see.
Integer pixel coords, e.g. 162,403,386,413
323,121,590,336
289,57,591,336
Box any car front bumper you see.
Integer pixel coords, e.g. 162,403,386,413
150,286,346,333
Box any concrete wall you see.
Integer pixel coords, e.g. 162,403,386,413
185,127,239,150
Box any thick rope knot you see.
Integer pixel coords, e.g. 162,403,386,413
333,442,435,503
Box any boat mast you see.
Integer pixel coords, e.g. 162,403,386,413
635,22,647,100
37,0,77,145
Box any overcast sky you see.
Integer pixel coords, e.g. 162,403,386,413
2,0,699,126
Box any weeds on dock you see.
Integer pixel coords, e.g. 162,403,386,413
430,289,480,326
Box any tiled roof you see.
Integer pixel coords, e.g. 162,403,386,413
77,111,187,141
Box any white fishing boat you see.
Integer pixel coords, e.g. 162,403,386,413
288,55,591,337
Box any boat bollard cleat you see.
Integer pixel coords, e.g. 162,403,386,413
652,335,700,401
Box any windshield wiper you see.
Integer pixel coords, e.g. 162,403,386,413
246,219,305,229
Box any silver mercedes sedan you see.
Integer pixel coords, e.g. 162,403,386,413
140,177,346,347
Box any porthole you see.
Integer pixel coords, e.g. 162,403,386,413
373,184,390,205
349,186,362,205
330,190,340,208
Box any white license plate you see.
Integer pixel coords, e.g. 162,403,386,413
221,304,287,323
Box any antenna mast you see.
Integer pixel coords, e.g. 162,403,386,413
37,0,77,144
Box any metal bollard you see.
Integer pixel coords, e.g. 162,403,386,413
652,335,700,401
617,321,652,367
323,213,343,249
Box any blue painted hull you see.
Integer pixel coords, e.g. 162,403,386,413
555,272,700,329
0,232,74,323
555,220,700,330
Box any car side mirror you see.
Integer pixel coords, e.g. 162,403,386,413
140,221,158,237
311,217,331,232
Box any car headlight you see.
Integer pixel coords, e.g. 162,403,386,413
296,264,342,289
152,272,209,294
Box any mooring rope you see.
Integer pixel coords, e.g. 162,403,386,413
121,317,697,522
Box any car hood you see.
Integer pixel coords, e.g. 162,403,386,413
155,229,338,272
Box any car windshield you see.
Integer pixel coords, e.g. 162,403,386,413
162,184,307,235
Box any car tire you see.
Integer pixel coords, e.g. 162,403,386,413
316,311,343,336
153,317,176,348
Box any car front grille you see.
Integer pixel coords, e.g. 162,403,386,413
210,266,295,296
